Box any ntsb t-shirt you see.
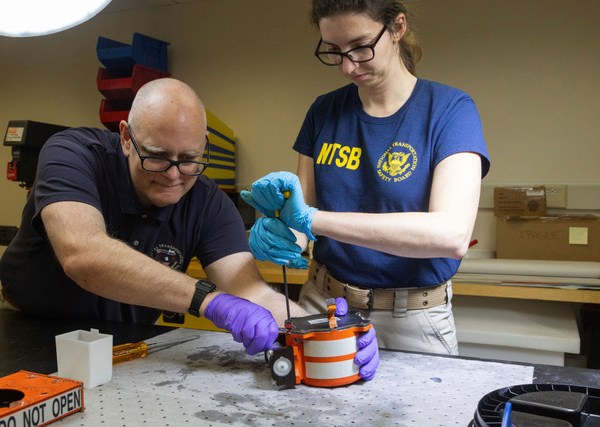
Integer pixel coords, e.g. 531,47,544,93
294,80,490,288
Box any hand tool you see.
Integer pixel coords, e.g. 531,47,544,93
112,335,199,364
275,190,291,321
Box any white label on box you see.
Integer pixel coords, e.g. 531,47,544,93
526,188,545,197
0,387,83,427
569,227,588,245
5,127,24,142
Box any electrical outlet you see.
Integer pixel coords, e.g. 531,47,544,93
545,185,567,208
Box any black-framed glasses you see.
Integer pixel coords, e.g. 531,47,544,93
314,25,388,66
127,124,210,176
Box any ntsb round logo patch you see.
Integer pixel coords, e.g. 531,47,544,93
377,142,418,182
152,244,183,270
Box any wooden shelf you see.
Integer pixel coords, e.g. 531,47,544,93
453,282,600,304
187,259,600,304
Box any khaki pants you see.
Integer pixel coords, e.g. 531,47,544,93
298,278,458,355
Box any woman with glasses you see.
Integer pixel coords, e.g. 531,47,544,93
242,0,490,355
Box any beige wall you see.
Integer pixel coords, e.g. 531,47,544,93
1,0,599,253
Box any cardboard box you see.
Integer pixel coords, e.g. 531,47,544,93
494,186,547,217
496,215,600,261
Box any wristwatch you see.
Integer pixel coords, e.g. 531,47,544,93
188,279,217,317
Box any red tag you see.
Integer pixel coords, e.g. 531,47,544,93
6,161,18,181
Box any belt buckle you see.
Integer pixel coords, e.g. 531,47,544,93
366,288,374,310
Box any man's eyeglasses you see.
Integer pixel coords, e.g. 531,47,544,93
127,125,210,176
314,25,388,66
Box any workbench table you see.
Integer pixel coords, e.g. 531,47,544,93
1,310,599,426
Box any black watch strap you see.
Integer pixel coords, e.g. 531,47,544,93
188,279,216,317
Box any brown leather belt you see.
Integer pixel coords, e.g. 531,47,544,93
309,260,448,311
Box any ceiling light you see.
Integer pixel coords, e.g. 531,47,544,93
0,0,112,37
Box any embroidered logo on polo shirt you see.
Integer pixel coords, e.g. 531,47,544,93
153,244,183,270
377,142,418,182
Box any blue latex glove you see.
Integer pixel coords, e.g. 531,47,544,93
334,297,380,381
240,172,318,240
204,294,279,355
240,171,299,218
279,182,317,240
248,217,308,269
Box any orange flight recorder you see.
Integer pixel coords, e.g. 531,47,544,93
0,371,84,427
267,299,372,388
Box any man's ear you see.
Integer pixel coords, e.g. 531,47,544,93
118,120,131,156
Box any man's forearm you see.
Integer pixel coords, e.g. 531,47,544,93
62,233,196,314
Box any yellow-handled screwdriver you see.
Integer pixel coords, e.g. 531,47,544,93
276,191,291,321
112,335,200,364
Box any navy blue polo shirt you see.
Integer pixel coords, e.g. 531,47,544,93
0,128,249,323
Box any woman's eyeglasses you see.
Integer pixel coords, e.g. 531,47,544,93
314,26,387,66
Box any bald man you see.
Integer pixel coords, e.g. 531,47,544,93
0,78,308,355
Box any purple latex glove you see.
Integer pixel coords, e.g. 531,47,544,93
334,297,348,315
204,294,279,355
355,327,379,381
334,297,379,381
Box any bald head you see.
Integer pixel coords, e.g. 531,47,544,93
129,78,206,138
120,78,209,208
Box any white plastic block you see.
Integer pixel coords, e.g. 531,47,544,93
55,328,113,388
